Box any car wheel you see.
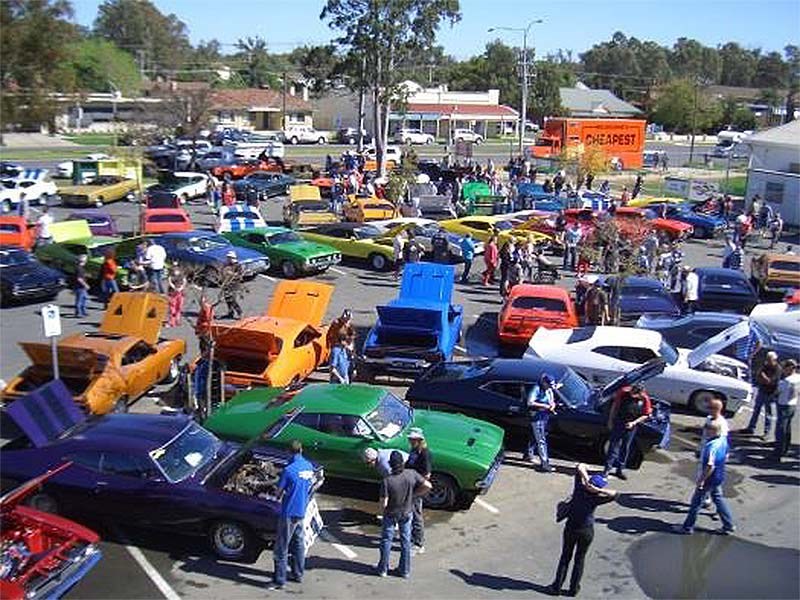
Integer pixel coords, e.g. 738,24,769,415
690,390,716,414
1,199,11,213
281,261,298,278
317,137,326,145
181,194,190,205
475,137,483,145
347,138,355,145
424,472,459,510
163,356,181,384
290,137,299,145
694,226,708,239
209,520,257,561
113,397,128,413
369,253,388,271
26,492,59,514
95,197,104,208
425,137,434,145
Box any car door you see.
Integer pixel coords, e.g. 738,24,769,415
477,381,529,435
313,413,377,480
119,340,161,399
91,452,155,522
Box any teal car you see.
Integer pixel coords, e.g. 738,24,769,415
204,383,505,509
222,226,341,278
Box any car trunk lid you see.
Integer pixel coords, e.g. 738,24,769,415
265,281,333,327
399,263,454,305
376,305,443,333
599,358,667,399
100,292,167,345
20,341,99,373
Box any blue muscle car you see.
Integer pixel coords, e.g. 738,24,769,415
1,380,323,560
358,262,463,380
644,203,726,239
597,275,681,323
0,247,64,305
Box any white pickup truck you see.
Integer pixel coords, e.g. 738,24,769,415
282,126,329,145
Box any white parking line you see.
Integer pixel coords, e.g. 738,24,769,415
123,544,181,600
454,345,468,353
258,274,276,282
329,267,347,275
319,530,358,559
671,433,698,448
474,498,500,514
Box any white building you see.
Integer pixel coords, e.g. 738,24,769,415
745,120,800,226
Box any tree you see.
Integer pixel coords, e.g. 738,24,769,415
784,45,799,122
528,60,573,122
94,0,192,76
321,0,461,175
669,38,720,83
69,38,142,95
718,42,758,87
1,0,78,131
235,37,279,89
651,79,720,133
289,44,344,95
753,51,789,89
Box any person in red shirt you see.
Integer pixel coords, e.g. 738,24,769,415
221,182,236,207
194,293,215,352
603,384,652,480
482,234,499,285
100,251,119,307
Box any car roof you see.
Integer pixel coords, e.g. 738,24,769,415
601,275,665,289
486,359,569,381
291,383,384,414
695,267,748,279
70,414,194,453
536,325,663,349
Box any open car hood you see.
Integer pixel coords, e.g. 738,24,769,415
399,263,455,305
49,220,93,243
687,320,753,369
101,292,167,345
376,305,443,333
5,379,87,448
0,462,73,508
599,358,667,399
20,341,99,372
265,281,333,327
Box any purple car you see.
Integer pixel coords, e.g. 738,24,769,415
1,380,324,560
66,210,118,236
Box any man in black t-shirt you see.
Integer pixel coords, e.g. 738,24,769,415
376,451,431,578
549,463,618,596
405,428,432,553
73,254,90,318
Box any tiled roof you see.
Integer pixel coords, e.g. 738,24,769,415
401,102,519,118
210,89,312,112
559,87,641,117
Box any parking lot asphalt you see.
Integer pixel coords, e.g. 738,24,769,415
2,190,799,599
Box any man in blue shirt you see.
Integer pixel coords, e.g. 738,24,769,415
677,421,735,535
527,373,557,473
270,440,315,590
459,233,476,284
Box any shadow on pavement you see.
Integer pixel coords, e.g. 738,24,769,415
597,514,675,535
305,555,376,576
616,492,688,515
750,473,800,486
450,568,544,592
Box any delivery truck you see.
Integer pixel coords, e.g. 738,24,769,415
531,118,647,170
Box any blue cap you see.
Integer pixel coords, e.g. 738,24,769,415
540,373,555,385
589,474,608,489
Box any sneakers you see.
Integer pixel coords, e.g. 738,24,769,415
702,497,712,509
266,583,284,591
718,526,736,536
412,545,425,555
615,470,628,481
546,583,561,596
672,524,693,535
375,568,387,578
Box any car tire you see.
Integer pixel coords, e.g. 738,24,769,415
425,137,434,145
2,199,12,213
368,253,388,271
690,390,717,414
209,520,258,561
181,194,190,205
694,226,708,239
347,138,355,145
475,137,483,145
95,197,104,208
113,397,128,413
424,472,459,510
290,137,299,145
317,137,326,145
26,492,59,514
281,261,298,278
163,357,181,384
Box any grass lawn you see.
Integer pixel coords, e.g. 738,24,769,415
641,174,747,198
63,133,117,145
0,147,110,161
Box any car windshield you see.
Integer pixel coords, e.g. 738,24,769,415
353,225,381,239
659,340,679,365
149,422,221,483
0,249,31,266
365,203,391,210
703,273,751,292
493,220,514,231
89,242,118,258
268,231,301,244
511,296,567,311
432,360,492,382
556,368,594,408
364,392,412,439
771,261,800,272
189,235,229,251
624,285,664,296
225,211,260,220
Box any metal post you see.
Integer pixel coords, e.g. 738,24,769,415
50,336,59,381
357,55,366,152
281,71,287,131
519,30,527,159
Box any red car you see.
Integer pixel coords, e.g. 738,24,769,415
497,284,579,347
211,159,282,181
614,206,693,242
0,216,35,250
1,463,102,600
140,208,193,234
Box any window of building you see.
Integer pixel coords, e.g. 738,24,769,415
765,181,784,203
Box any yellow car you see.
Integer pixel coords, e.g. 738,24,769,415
343,195,398,222
440,215,551,247
627,196,685,208
58,175,139,207
283,184,339,228
299,222,395,270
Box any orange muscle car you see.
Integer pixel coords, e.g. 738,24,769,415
206,280,334,389
1,293,185,414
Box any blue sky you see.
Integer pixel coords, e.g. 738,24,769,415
71,0,799,59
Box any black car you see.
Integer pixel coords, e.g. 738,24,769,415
233,171,296,200
0,247,64,305
406,358,670,469
696,267,759,314
598,275,681,323
337,128,373,145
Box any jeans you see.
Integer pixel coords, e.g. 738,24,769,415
101,278,119,305
273,516,305,585
563,245,577,270
774,404,795,458
747,390,775,436
377,513,412,576
74,287,88,317
605,423,637,474
553,526,594,593
411,496,425,547
148,269,164,293
682,483,734,532
461,258,472,283
527,417,549,468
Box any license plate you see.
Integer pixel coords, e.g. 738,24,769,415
303,498,324,551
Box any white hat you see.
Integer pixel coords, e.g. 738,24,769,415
363,447,378,461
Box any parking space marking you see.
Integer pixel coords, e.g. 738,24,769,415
123,544,181,600
670,433,698,449
258,274,276,282
319,530,358,559
329,267,347,275
474,498,500,514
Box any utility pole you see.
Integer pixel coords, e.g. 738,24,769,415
688,78,699,165
281,71,287,131
357,55,366,151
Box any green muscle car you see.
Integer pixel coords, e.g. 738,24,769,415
35,236,137,288
222,226,340,278
204,383,505,510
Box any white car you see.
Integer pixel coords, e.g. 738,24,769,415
394,128,435,145
214,204,267,233
282,126,328,145
162,172,214,203
0,175,59,212
364,145,402,164
452,129,484,144
525,325,753,415
56,154,110,179
228,139,285,160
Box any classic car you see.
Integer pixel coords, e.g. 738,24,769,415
211,158,281,181
140,208,193,234
204,281,334,389
1,293,186,414
394,128,435,145
309,177,334,198
440,215,550,247
0,175,59,213
407,358,670,468
0,463,102,600
0,248,64,306
643,203,726,239
147,172,211,203
373,218,484,262
750,252,800,298
223,226,341,278
337,127,373,145
299,223,395,271
144,187,181,209
627,196,684,209
359,263,463,380
65,210,118,236
194,148,236,172
283,185,338,228
695,267,759,314
0,216,35,250
282,125,329,145
525,325,753,415
1,380,323,561
614,206,694,242
343,195,397,222
233,171,296,201
497,284,578,348
214,204,267,233
403,182,457,220
154,231,270,285
596,275,681,323
204,383,504,510
58,175,138,207
35,220,129,288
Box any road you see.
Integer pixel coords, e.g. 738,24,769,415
1,194,798,600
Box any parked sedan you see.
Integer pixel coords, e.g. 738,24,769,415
695,267,759,314
407,358,670,468
299,223,395,271
497,284,579,348
1,380,323,561
597,275,681,323
233,171,296,200
644,203,726,239
0,247,64,306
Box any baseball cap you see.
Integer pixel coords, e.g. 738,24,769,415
226,250,237,259
540,373,555,385
407,427,425,440
589,474,608,488
363,447,378,462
